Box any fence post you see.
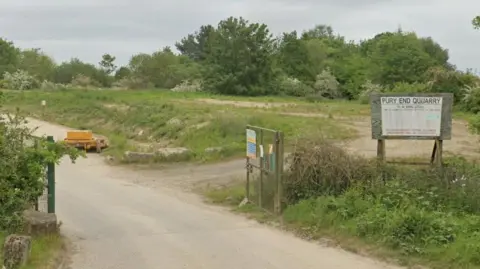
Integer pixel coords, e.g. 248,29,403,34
47,136,55,214
245,157,250,201
274,132,284,215
258,129,264,208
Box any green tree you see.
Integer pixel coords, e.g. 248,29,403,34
18,48,56,81
114,66,131,80
200,16,277,95
359,30,440,86
473,16,480,29
301,24,335,40
127,48,201,89
54,58,109,87
175,25,215,61
275,31,314,83
419,37,450,68
99,53,117,75
0,38,20,78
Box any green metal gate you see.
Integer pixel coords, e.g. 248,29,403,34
245,125,284,214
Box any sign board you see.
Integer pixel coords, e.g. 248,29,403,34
246,129,257,158
370,93,453,140
41,100,46,106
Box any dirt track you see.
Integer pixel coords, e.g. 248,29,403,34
26,117,404,269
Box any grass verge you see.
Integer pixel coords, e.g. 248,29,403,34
203,139,480,269
0,231,65,269
2,90,358,163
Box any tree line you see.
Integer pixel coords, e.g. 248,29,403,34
1,16,480,102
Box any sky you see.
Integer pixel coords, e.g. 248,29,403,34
0,0,479,71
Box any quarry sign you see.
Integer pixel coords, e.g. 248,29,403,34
370,93,453,140
370,93,454,167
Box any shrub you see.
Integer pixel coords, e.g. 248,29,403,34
311,69,342,99
113,76,152,89
276,75,313,97
40,80,70,91
389,81,430,93
71,74,99,88
283,138,380,204
461,83,480,114
3,70,38,90
358,80,383,104
0,112,81,231
170,80,202,92
282,137,480,266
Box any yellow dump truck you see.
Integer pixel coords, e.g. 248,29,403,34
64,130,108,153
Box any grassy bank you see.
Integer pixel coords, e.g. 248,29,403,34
2,89,358,162
204,139,480,269
0,232,65,269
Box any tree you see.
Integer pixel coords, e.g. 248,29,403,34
473,16,480,29
99,53,117,75
200,17,277,95
114,66,131,80
301,25,335,40
18,48,56,81
275,31,314,83
54,58,109,87
175,25,215,61
127,48,201,89
359,30,440,86
0,38,20,78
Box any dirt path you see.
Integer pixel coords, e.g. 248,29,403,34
26,117,404,269
197,98,480,159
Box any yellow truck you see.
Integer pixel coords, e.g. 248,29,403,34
64,130,108,153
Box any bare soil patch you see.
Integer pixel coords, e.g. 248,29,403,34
196,98,296,108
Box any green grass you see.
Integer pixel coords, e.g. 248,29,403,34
202,152,480,269
2,89,358,162
0,231,64,269
204,182,246,206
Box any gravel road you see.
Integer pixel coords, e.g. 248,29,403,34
26,118,403,269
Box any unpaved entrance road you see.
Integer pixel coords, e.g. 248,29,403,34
27,118,403,269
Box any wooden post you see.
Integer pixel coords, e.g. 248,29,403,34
430,141,437,165
274,131,284,215
429,139,443,168
435,139,443,168
245,157,250,201
377,139,385,162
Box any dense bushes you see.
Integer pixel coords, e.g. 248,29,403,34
0,106,80,231
3,70,38,90
282,138,480,267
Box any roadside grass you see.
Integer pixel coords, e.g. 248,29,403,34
0,231,64,269
202,143,480,269
2,90,358,162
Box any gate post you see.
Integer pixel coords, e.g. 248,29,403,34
47,136,56,214
274,131,284,215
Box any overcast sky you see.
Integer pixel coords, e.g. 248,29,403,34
0,0,479,71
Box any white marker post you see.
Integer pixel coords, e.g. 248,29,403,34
41,100,46,117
